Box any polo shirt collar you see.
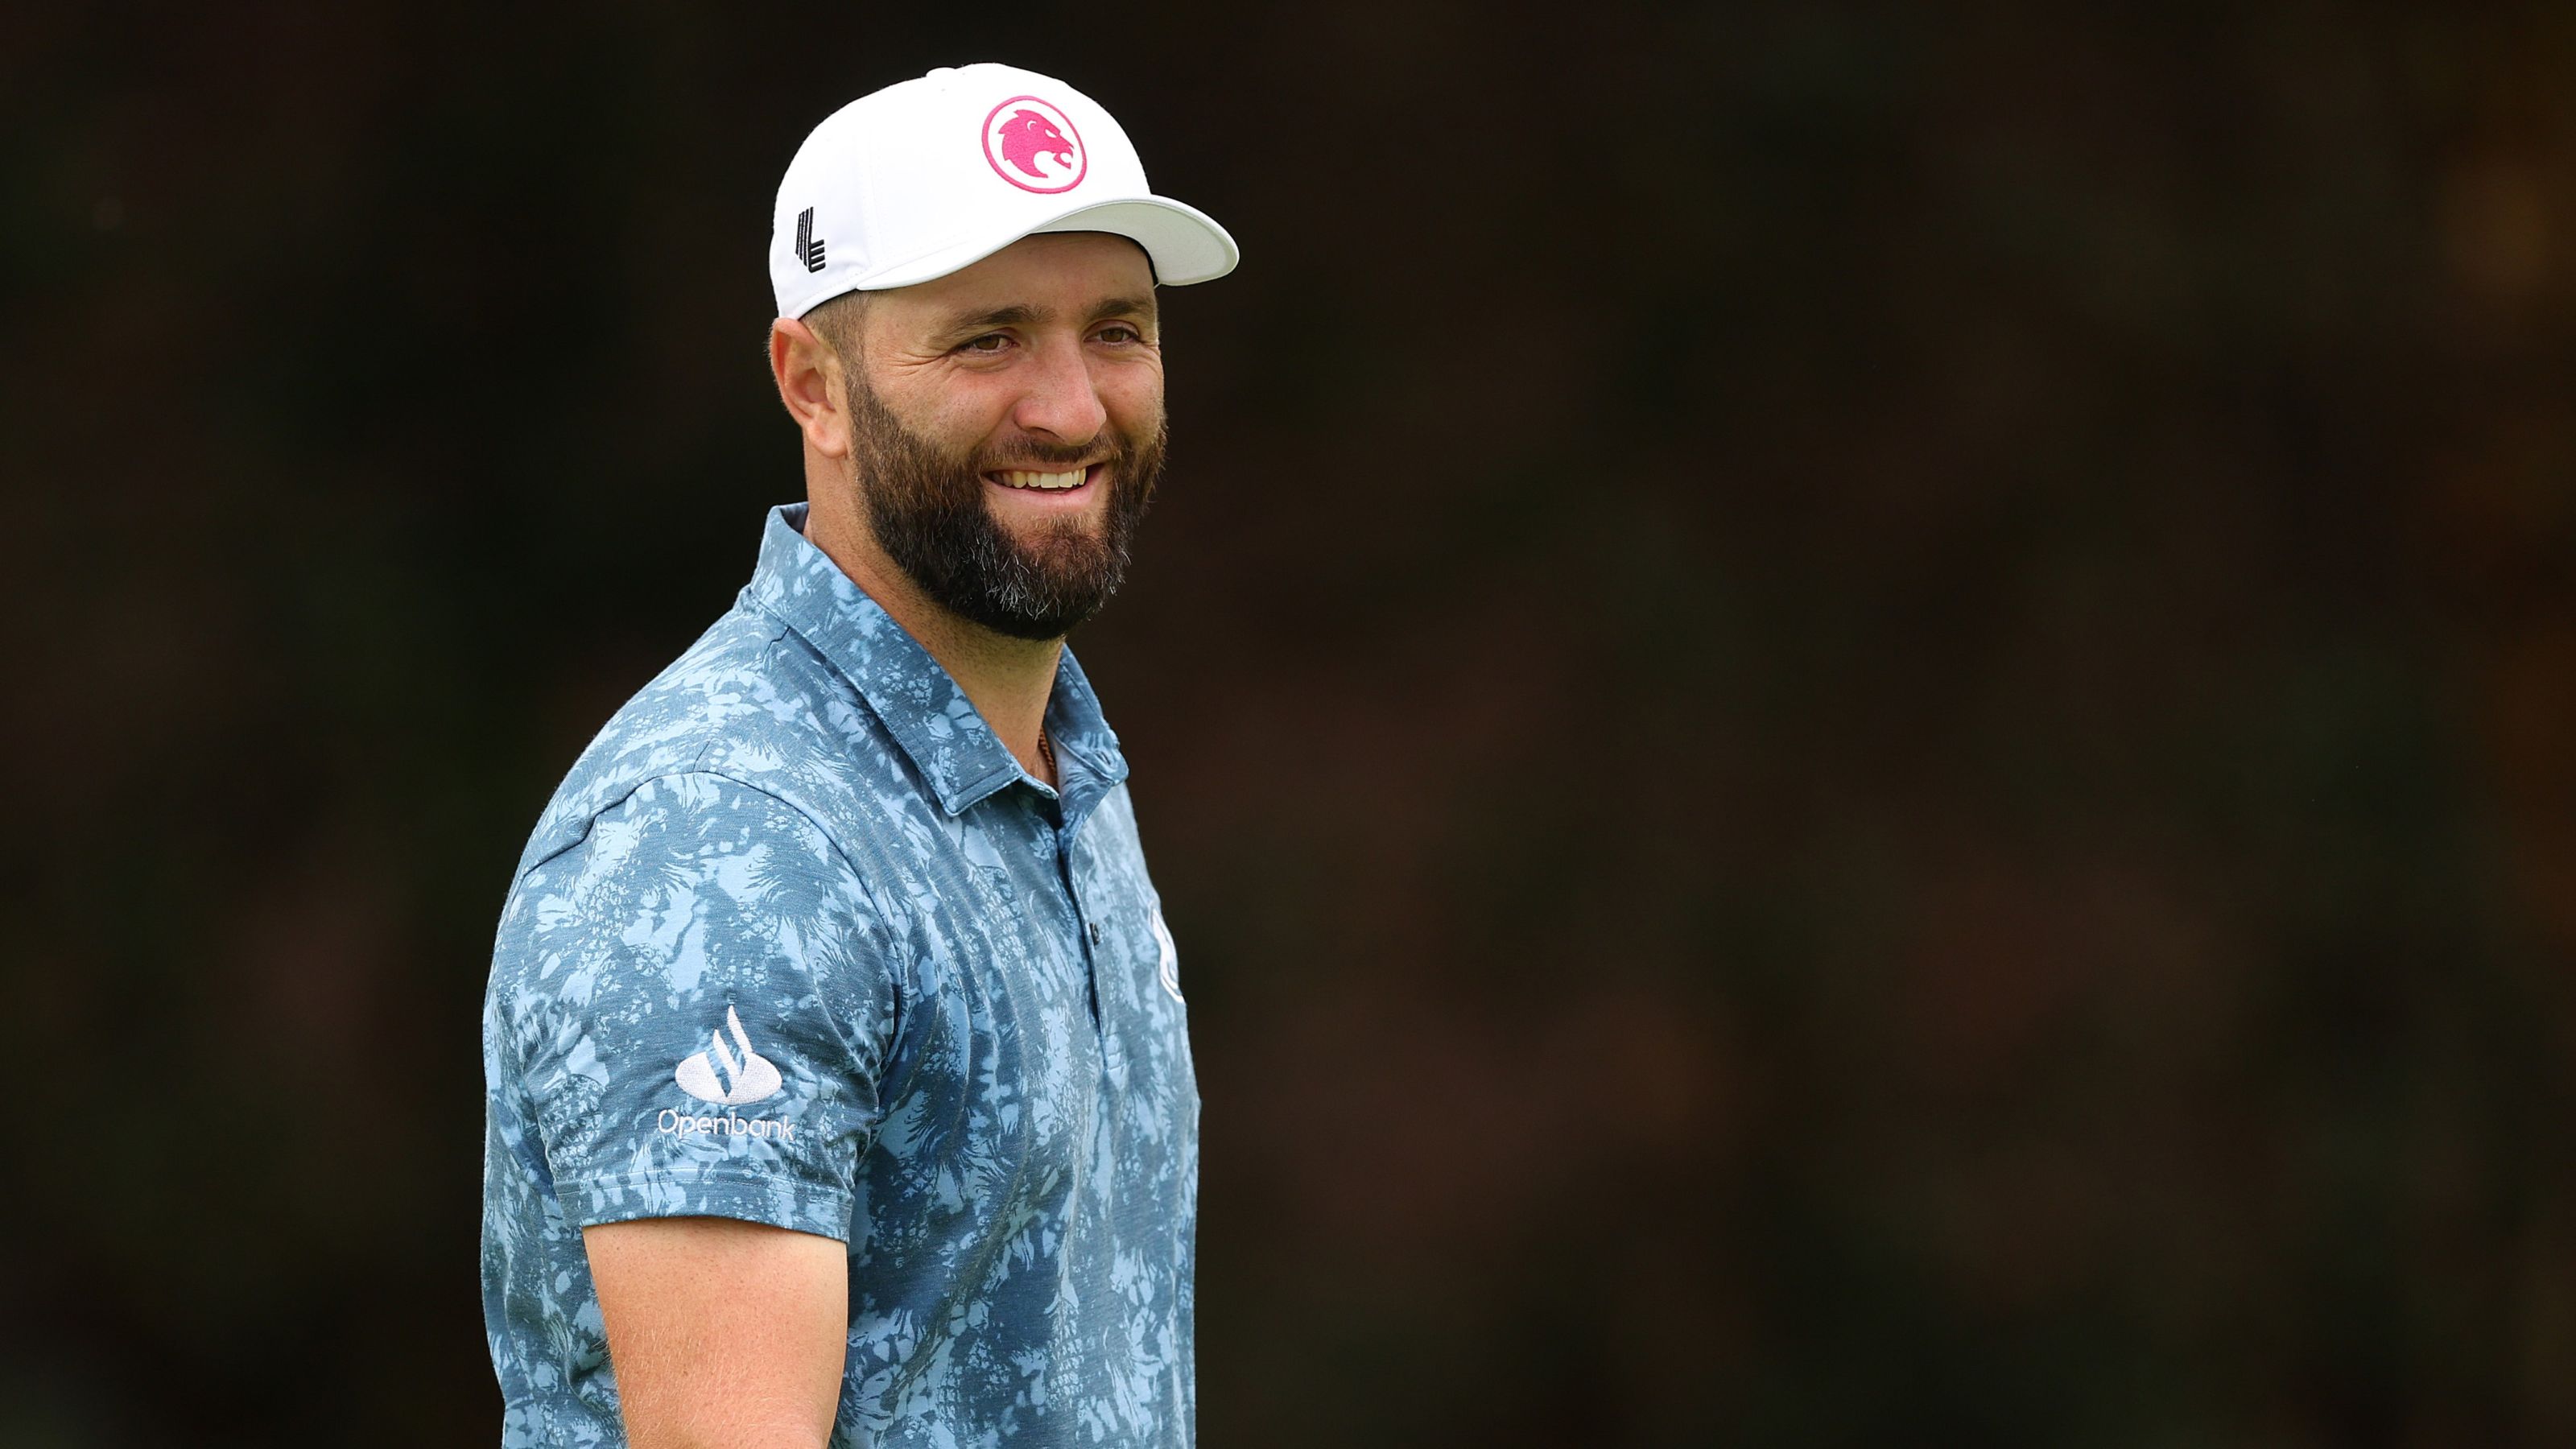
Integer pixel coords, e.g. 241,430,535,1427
741,502,1129,817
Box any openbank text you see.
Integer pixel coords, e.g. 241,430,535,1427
657,1108,796,1141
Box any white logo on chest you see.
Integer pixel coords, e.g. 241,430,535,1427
1150,906,1183,1002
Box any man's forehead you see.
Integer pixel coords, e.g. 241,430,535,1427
876,232,1156,322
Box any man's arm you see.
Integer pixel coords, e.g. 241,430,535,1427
584,1216,848,1449
495,771,892,1441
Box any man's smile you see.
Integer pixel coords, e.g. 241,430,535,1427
982,461,1104,506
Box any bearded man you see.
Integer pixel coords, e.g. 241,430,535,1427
479,64,1235,1449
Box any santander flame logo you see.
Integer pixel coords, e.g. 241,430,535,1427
674,1005,784,1106
981,96,1087,194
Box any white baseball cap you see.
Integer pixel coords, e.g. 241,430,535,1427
769,62,1240,319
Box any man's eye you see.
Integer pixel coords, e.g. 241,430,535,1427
962,334,1010,354
1096,325,1141,345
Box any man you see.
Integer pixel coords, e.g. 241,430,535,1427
481,63,1236,1448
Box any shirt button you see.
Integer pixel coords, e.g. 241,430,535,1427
1088,921,1103,946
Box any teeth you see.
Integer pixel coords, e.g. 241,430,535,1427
995,468,1088,490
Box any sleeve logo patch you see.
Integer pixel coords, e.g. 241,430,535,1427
674,1005,786,1106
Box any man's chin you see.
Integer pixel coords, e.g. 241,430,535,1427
982,500,1115,562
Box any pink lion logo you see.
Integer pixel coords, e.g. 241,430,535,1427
981,96,1087,193
997,109,1075,180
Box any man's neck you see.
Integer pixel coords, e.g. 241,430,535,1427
801,501,1062,787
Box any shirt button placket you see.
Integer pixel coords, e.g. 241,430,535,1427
1058,823,1103,1032
1057,811,1127,1096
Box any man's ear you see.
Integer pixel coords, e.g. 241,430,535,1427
770,317,852,460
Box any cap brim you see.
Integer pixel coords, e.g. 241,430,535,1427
1030,197,1238,284
849,193,1238,296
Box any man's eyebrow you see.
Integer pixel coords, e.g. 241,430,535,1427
932,295,1157,339
938,303,1049,336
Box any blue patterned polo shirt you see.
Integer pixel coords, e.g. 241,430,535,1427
481,502,1200,1447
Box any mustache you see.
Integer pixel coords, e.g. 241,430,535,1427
971,411,1165,474
974,436,1125,471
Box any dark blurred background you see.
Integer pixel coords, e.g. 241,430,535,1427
7,2,2574,1444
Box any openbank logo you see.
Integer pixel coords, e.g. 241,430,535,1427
660,1005,796,1142
658,1107,795,1141
675,1005,784,1106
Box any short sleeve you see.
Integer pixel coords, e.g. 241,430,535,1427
489,770,898,1241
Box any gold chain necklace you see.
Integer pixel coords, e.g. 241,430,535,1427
1037,724,1056,778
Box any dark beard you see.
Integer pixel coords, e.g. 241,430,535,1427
843,372,1165,642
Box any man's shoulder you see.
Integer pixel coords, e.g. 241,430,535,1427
507,602,890,887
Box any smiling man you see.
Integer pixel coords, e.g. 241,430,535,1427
480,64,1235,1448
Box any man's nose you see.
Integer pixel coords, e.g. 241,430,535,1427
1008,338,1110,446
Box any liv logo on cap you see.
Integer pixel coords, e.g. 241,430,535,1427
793,207,826,273
982,96,1088,193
